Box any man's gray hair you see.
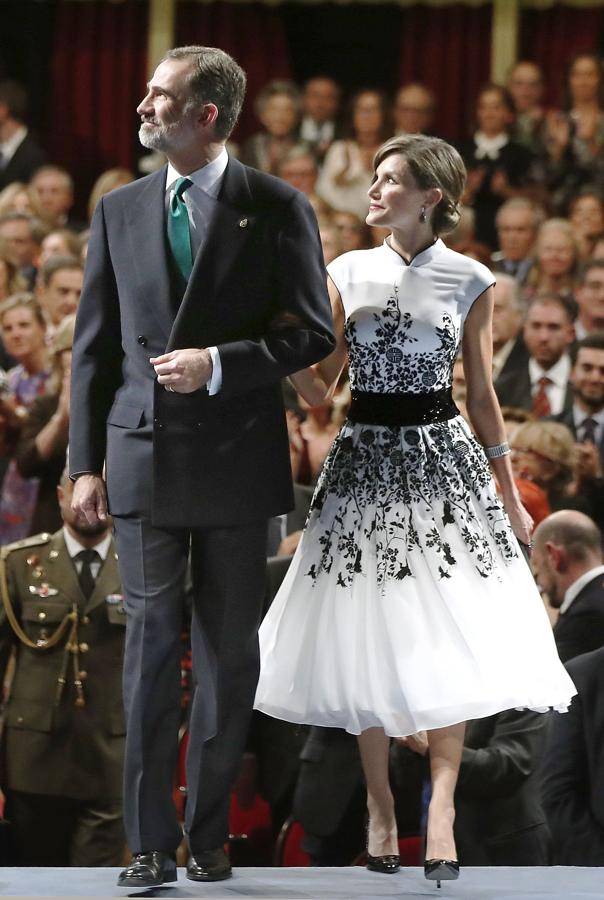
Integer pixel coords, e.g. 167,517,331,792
162,46,246,141
496,196,545,230
495,272,521,312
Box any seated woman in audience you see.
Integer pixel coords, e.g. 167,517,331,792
318,220,343,266
511,419,604,524
568,187,604,260
545,54,604,208
0,293,50,543
0,245,26,302
277,148,334,219
316,89,391,219
0,181,46,222
331,210,372,252
459,83,537,249
87,167,135,222
15,314,73,535
38,228,81,268
241,80,303,176
524,218,580,300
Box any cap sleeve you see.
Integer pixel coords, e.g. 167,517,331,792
467,259,496,305
326,253,350,296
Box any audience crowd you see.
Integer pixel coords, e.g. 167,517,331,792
0,56,604,869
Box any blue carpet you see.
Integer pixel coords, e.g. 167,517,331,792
0,866,601,899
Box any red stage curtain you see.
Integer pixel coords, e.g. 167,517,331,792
520,5,604,108
176,2,292,142
398,4,493,143
48,0,148,213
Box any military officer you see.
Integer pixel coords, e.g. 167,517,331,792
0,472,125,866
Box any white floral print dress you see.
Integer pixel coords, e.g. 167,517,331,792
255,239,576,737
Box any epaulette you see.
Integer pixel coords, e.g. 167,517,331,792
0,532,52,561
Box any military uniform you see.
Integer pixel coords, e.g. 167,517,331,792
0,528,126,866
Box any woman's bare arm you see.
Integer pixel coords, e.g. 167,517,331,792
462,286,533,544
289,276,348,406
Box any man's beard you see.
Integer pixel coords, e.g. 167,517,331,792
71,519,110,539
138,118,192,153
575,386,604,411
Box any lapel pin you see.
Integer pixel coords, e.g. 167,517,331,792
239,218,248,228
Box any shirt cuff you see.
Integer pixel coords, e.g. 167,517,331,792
207,347,222,395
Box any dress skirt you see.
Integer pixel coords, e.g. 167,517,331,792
255,414,576,737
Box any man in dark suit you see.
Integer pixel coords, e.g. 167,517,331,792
491,197,541,287
0,80,45,191
541,646,604,865
531,510,604,663
0,474,124,865
495,293,575,416
551,333,604,472
69,46,334,888
490,273,527,385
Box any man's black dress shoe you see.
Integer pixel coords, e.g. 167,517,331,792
117,851,177,887
186,847,232,882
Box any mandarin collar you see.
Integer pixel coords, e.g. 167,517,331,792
382,237,443,267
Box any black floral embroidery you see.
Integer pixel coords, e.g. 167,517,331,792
305,291,518,588
345,284,460,393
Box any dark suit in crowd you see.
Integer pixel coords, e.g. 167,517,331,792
553,570,604,663
551,405,604,473
495,364,573,415
0,529,125,865
454,709,550,865
0,132,45,190
542,647,604,865
69,155,334,856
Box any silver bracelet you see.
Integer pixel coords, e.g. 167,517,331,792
484,441,511,460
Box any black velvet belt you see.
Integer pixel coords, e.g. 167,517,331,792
348,387,458,427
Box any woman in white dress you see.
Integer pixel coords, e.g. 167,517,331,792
255,134,575,887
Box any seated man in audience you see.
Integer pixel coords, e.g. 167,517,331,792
29,165,85,232
551,333,604,475
393,83,436,136
574,258,604,340
298,76,340,163
0,80,46,190
491,273,527,383
492,197,543,287
0,211,44,287
541,645,604,866
506,61,547,156
531,509,604,662
400,709,550,865
37,254,83,336
495,294,575,416
277,149,332,218
0,471,125,866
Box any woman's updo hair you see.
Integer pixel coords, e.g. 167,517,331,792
373,134,466,236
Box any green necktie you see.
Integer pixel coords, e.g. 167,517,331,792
168,176,193,281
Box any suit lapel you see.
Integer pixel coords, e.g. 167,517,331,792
167,157,255,351
126,167,174,342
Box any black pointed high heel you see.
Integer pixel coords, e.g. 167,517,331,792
424,858,460,889
365,820,400,874
366,852,400,874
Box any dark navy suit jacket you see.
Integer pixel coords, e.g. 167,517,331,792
69,157,334,527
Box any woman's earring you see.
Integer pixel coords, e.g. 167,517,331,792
419,206,427,222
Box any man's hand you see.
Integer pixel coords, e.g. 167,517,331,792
396,731,429,757
72,474,108,525
575,441,603,481
150,349,213,393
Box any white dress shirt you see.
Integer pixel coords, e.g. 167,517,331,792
492,338,516,382
63,526,112,582
560,564,604,614
573,403,604,445
165,147,229,395
528,354,571,415
0,125,27,167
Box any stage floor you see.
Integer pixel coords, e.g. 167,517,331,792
0,866,601,899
